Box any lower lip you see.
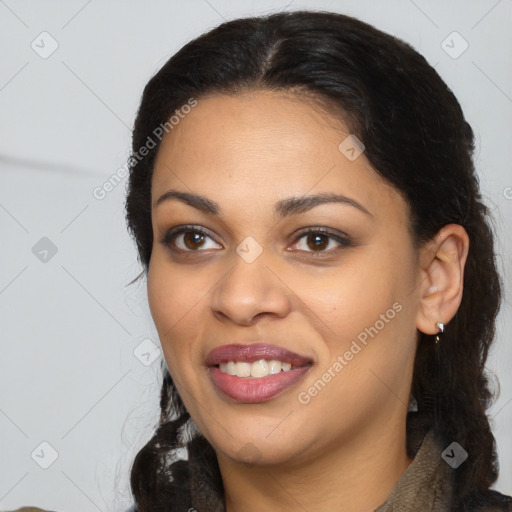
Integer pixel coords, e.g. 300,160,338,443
208,365,311,403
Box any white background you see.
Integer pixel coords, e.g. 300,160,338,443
0,0,511,510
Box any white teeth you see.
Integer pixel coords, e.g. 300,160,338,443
219,361,237,375
235,361,251,377
251,359,269,377
268,360,282,374
218,359,296,378
226,361,236,375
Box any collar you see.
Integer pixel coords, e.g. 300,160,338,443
374,414,453,511
190,413,453,512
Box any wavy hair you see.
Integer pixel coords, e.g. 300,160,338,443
125,10,506,511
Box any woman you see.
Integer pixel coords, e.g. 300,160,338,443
123,9,511,512
10,8,510,512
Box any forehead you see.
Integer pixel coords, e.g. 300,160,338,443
151,90,405,222
155,90,347,171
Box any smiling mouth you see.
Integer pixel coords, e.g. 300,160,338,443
206,343,313,403
206,342,313,403
208,363,312,403
214,359,311,378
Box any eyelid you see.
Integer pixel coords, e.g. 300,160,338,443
160,224,352,255
291,226,351,242
160,224,221,248
288,227,352,255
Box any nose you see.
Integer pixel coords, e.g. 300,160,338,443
210,250,292,326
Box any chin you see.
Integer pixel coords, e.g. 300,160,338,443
209,427,307,467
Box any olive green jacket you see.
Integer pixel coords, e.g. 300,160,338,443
373,428,511,512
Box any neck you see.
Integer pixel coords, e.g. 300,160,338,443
218,418,412,512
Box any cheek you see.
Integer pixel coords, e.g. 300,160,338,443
147,255,207,365
294,243,418,412
309,243,417,381
147,258,213,422
295,246,410,341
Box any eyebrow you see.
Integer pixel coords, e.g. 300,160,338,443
154,190,372,217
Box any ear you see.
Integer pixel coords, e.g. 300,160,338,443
415,224,469,335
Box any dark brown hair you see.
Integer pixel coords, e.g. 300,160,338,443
125,10,508,511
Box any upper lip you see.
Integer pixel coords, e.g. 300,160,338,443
206,343,313,367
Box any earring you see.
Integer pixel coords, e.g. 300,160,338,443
435,322,444,344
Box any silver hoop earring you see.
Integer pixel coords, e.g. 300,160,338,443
435,322,444,344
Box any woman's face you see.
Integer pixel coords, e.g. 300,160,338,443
148,90,423,466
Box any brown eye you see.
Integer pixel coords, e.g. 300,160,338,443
291,228,351,255
182,231,207,250
305,233,330,251
162,226,222,252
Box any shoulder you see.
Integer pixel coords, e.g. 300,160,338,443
465,490,512,511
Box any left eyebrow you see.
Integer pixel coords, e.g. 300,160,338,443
274,192,373,218
154,190,372,217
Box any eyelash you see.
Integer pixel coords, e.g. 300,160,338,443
160,224,352,257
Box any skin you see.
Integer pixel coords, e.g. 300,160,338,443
147,90,469,511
